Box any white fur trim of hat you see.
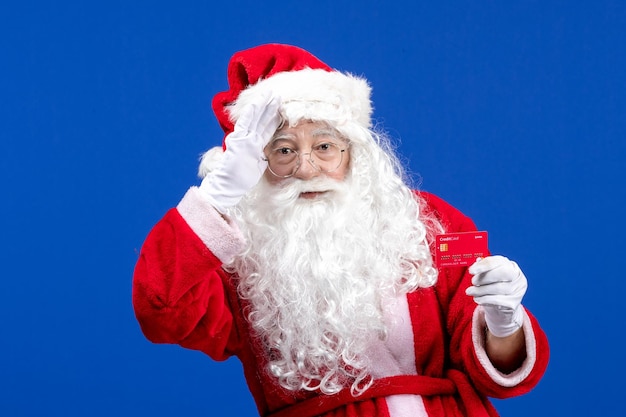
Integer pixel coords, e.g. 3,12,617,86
229,68,372,129
199,68,372,178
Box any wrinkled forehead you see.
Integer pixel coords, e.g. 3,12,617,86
272,120,348,143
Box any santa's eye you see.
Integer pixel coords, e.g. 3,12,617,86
274,147,295,155
314,143,333,153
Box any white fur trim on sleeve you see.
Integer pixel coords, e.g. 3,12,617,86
471,306,537,387
176,187,245,264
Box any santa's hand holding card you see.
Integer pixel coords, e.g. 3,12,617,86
466,255,528,338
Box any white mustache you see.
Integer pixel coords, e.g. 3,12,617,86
274,177,345,200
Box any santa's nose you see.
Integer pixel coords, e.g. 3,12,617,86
293,154,320,180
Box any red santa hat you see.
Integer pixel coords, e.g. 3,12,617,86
199,43,373,177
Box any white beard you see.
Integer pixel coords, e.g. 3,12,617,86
226,173,438,395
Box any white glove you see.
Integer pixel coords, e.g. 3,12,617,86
200,93,281,213
466,255,527,338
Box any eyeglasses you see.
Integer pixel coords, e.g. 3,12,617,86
264,142,347,178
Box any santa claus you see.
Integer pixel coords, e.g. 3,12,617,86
133,43,549,417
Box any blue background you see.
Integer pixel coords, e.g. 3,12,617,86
2,1,624,415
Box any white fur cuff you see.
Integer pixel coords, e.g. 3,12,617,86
176,187,245,264
471,306,537,387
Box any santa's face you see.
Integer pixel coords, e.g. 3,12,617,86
263,120,351,197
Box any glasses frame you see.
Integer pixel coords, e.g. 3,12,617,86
263,143,347,178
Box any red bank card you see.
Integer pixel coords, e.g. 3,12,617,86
435,231,489,267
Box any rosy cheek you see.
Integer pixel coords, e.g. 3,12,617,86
332,158,350,180
264,169,285,185
327,171,345,181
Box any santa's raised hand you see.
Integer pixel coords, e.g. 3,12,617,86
200,92,281,214
466,255,528,337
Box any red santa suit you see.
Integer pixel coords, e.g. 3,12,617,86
132,186,550,417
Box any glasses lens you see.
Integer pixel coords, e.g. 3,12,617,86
267,147,299,177
312,143,343,172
